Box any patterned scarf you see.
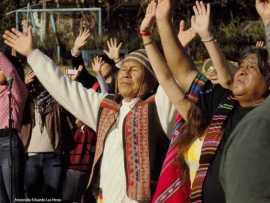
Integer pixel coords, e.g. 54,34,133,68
35,88,56,132
190,96,236,203
151,116,190,203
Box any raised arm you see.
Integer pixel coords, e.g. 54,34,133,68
71,30,96,88
91,56,110,93
103,38,123,64
255,0,270,53
155,0,197,92
3,27,107,131
140,1,191,120
191,1,233,89
71,29,90,57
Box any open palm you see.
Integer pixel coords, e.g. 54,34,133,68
3,27,33,57
191,1,211,39
73,29,90,51
103,38,123,61
91,56,104,74
140,1,157,32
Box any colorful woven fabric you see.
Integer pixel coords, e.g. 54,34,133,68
88,97,120,189
88,94,168,201
151,127,190,203
190,96,236,203
124,103,151,200
152,73,208,203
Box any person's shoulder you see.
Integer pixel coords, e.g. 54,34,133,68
241,97,270,123
225,100,270,151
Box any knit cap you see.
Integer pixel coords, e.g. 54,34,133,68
123,49,155,77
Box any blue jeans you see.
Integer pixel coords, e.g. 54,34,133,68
24,153,63,199
0,129,25,203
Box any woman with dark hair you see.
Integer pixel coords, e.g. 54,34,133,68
220,3,270,202
20,68,74,199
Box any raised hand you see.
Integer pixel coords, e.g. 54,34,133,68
91,56,104,74
3,26,33,57
73,29,91,53
140,1,157,33
103,38,123,62
191,1,211,40
177,20,197,47
156,0,172,21
256,0,270,25
256,40,265,48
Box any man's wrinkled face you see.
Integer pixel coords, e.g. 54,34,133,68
117,59,146,99
232,53,267,100
0,70,6,85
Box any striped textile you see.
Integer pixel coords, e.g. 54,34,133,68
190,96,236,203
151,120,190,203
152,73,208,203
88,93,168,201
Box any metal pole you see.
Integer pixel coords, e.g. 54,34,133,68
15,8,101,13
98,8,102,36
15,12,19,30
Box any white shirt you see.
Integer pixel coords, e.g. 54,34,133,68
27,105,54,154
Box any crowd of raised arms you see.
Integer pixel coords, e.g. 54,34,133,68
0,0,270,203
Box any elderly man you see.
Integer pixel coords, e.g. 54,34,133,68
2,27,203,202
219,1,270,203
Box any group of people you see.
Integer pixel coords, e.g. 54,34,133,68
1,0,270,203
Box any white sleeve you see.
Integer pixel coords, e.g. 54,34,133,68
155,85,177,136
27,49,107,131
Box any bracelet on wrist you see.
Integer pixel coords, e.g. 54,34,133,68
201,35,215,43
139,31,151,37
114,58,121,63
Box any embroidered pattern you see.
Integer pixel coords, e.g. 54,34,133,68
124,103,151,200
88,98,120,187
190,96,236,203
88,95,165,201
